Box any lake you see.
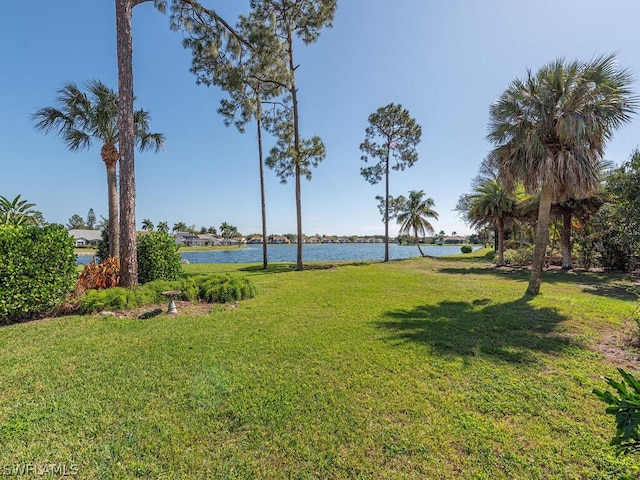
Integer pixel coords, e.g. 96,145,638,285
179,243,479,264
77,243,480,265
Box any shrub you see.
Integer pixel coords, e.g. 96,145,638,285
503,246,535,266
80,285,165,314
78,274,256,314
200,275,257,303
178,277,201,301
0,224,76,323
96,224,109,262
137,231,183,284
78,256,120,289
593,368,640,457
460,245,472,254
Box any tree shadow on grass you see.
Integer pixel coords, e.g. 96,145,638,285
377,296,576,364
438,265,635,289
238,261,373,275
581,284,638,301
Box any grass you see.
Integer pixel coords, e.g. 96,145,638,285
74,248,97,255
1,250,639,478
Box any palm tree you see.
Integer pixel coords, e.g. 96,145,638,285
0,195,38,226
488,54,636,294
551,160,611,269
141,218,154,231
467,179,522,266
219,222,238,246
157,222,170,234
395,190,438,257
173,222,188,233
33,80,164,258
551,194,604,269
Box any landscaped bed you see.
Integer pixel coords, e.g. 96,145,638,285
1,251,638,478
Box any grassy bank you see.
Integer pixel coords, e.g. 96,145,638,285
1,252,639,478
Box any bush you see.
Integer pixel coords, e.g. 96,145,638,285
460,245,472,254
96,224,109,262
78,274,256,314
503,246,535,266
199,275,257,303
0,224,77,323
137,231,183,284
79,285,164,314
78,256,120,289
593,368,640,457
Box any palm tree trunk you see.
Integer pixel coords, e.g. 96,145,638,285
106,162,120,258
527,186,554,295
415,231,425,257
384,149,390,262
561,209,573,269
116,0,138,286
496,218,505,267
257,112,268,270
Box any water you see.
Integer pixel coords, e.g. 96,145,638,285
178,243,479,264
76,243,479,266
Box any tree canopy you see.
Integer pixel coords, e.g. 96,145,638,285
395,190,438,257
488,54,637,294
361,103,422,262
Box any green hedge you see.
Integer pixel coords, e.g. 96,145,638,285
0,224,77,323
137,231,183,284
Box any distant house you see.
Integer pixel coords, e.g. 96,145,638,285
271,236,290,244
68,229,102,247
198,233,223,246
444,235,466,244
174,231,206,247
247,236,263,244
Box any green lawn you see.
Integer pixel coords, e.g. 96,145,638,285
1,251,638,478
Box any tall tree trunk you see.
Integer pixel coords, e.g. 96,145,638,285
384,149,390,262
527,186,554,295
257,111,268,270
496,218,505,267
287,33,303,271
561,209,573,270
106,161,120,258
116,0,138,286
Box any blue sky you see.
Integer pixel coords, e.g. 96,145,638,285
3,0,640,236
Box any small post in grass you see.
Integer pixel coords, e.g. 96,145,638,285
161,290,181,315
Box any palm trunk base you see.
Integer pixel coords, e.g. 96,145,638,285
527,188,554,296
